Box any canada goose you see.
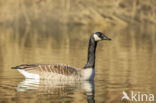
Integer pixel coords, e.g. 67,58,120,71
11,32,111,80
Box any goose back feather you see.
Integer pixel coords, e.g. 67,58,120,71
12,64,81,80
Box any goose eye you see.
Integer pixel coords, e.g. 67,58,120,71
99,34,103,38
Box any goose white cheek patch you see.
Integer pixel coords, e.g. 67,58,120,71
93,34,101,41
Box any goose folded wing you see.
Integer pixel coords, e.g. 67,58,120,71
11,64,80,76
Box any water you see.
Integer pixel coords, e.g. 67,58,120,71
0,23,156,103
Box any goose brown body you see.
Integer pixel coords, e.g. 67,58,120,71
12,64,81,80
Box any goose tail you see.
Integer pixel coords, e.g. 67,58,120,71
11,66,20,69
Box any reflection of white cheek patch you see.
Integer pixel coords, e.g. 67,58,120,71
94,34,101,41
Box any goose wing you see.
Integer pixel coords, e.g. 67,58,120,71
11,64,80,76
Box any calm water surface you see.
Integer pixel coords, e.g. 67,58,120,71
0,24,156,103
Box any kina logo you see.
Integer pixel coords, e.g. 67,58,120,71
121,91,154,102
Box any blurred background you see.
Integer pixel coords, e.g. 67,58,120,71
0,0,156,103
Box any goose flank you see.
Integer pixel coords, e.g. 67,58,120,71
11,32,111,80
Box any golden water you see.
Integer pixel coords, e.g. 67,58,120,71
0,23,155,103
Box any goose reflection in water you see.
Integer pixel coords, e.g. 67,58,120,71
17,79,95,103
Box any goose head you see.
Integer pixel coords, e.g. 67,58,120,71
92,32,111,41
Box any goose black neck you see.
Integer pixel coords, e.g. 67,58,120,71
84,37,97,69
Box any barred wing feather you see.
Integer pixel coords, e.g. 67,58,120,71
11,64,81,79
